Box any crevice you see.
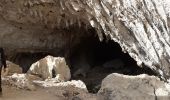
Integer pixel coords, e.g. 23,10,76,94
152,84,158,100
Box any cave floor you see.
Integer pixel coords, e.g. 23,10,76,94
73,66,123,93
0,85,61,100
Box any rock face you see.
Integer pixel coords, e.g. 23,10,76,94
0,0,170,80
27,55,71,81
98,73,170,100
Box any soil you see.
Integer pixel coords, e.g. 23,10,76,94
0,85,62,100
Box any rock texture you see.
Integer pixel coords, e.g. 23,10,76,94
2,75,96,100
98,73,170,100
0,80,96,100
1,61,22,76
2,72,170,100
33,80,96,100
27,55,71,81
2,74,37,90
0,0,170,80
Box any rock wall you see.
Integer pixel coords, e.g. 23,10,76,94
0,0,170,80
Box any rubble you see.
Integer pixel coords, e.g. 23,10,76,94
1,61,22,77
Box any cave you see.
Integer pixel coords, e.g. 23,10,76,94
68,34,157,93
2,21,158,94
1,0,170,99
7,30,157,93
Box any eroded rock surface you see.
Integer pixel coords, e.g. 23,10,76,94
0,0,170,80
98,73,170,100
1,61,22,77
27,55,71,82
2,74,38,91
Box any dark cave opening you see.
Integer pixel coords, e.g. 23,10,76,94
69,35,157,93
10,52,52,73
8,30,157,94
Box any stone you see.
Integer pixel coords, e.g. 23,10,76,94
27,55,71,82
2,74,37,91
1,0,170,80
97,73,170,100
33,80,87,89
1,61,22,77
33,80,96,100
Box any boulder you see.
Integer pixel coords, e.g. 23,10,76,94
98,73,170,100
1,61,22,77
27,55,71,82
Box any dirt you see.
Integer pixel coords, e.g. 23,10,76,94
0,85,61,100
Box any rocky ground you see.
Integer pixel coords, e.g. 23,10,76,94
1,77,96,100
1,85,61,100
1,73,170,100
1,57,170,100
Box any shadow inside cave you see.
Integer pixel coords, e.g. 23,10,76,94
69,35,157,93
7,32,158,93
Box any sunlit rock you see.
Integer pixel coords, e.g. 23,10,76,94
27,55,71,82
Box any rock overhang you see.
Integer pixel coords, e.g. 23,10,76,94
0,0,170,80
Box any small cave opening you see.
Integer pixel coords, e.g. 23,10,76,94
69,35,157,93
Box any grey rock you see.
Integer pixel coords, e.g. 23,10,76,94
0,0,170,80
98,73,170,100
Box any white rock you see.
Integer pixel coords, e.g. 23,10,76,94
2,74,37,91
33,80,87,90
98,73,170,100
27,55,71,82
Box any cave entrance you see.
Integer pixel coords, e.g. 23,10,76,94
69,35,157,93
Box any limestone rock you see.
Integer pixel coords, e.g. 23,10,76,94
27,55,71,82
2,61,22,77
2,74,37,91
98,73,170,100
33,80,87,90
0,0,170,80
